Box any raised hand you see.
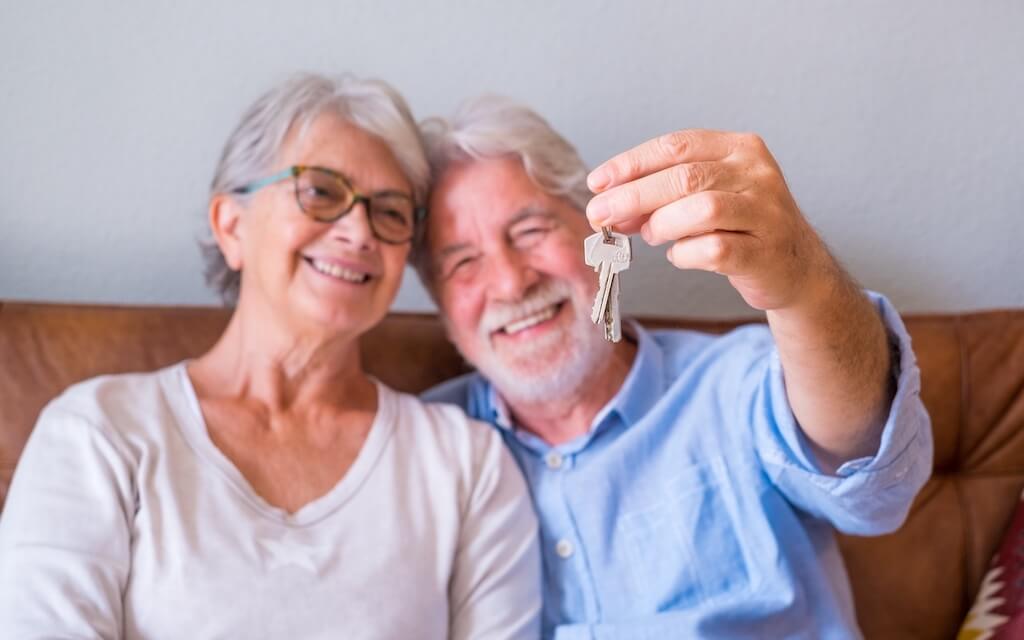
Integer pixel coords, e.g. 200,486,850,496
585,129,836,312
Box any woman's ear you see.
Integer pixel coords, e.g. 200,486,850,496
209,194,245,271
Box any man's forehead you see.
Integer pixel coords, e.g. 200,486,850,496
429,161,549,234
431,157,543,210
431,204,551,255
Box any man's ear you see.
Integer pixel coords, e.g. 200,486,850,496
209,193,245,271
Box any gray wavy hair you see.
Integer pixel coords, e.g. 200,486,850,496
413,96,591,284
201,72,429,305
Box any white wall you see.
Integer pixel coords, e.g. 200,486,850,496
1,1,1021,317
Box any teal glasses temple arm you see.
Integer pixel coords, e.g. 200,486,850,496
233,167,297,194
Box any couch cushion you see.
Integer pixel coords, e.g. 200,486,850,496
958,488,1024,638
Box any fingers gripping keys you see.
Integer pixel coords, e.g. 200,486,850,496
584,228,631,342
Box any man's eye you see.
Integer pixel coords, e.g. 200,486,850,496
446,256,477,278
513,226,551,247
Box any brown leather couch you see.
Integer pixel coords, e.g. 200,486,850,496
1,301,1022,639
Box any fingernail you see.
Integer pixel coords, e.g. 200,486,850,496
586,198,609,226
587,167,610,193
640,222,651,243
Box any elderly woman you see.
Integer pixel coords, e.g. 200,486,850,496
0,74,540,638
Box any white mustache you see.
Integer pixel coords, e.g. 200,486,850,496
479,280,573,335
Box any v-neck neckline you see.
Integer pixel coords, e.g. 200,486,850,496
162,361,396,527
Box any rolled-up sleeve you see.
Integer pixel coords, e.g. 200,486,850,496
748,291,934,535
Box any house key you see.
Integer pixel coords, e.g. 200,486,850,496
584,227,632,342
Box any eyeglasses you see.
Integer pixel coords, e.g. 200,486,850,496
233,165,425,245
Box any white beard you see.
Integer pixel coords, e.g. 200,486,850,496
455,279,614,406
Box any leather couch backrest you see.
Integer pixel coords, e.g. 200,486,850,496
1,301,1022,639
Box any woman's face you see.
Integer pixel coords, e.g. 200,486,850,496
231,114,413,340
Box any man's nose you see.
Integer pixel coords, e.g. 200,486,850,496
485,246,538,302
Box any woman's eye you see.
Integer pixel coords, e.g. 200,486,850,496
377,208,408,224
300,185,335,201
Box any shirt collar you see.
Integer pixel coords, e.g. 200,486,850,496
606,319,665,426
485,382,515,431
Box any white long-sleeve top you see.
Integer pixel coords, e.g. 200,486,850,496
0,362,541,639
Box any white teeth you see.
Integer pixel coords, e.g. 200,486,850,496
503,305,558,335
310,259,369,283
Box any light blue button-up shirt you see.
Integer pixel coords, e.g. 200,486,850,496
425,292,932,640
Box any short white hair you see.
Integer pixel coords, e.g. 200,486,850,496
201,72,428,304
413,96,590,282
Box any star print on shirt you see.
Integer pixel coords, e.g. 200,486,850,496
257,535,329,574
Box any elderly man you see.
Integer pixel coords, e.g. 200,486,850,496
415,97,932,639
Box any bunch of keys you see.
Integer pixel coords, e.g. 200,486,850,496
584,227,632,342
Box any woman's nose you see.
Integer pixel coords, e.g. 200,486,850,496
329,199,377,249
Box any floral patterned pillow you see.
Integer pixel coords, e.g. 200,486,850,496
959,489,1024,639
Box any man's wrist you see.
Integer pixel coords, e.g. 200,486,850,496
769,248,853,330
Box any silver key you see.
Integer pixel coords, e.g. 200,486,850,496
585,229,619,323
585,229,630,323
584,228,631,342
607,271,623,342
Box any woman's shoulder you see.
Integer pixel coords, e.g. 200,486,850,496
40,363,188,437
374,383,527,514
376,382,505,461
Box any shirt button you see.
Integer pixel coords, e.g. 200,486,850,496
555,539,574,559
545,451,564,470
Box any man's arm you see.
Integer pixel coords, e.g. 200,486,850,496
585,129,894,469
764,250,893,470
739,293,931,534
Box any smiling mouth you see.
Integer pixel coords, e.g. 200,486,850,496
496,301,566,336
304,257,372,284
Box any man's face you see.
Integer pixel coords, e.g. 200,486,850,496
426,156,614,404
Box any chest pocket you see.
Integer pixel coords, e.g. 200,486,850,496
617,457,755,610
